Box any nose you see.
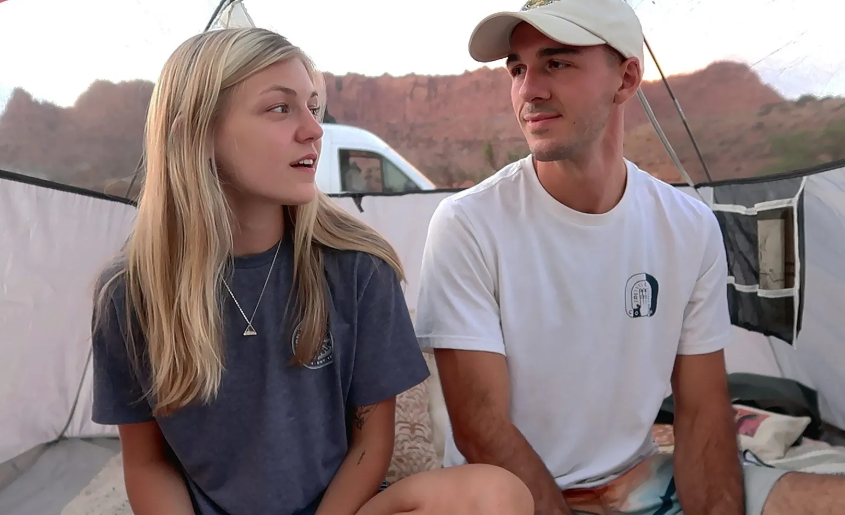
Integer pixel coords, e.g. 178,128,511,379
518,66,551,104
295,108,324,143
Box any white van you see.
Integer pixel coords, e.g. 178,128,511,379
316,124,436,194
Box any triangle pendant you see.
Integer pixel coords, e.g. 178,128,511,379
243,325,257,337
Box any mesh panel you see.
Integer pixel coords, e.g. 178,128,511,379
711,174,806,344
716,211,759,286
727,291,796,344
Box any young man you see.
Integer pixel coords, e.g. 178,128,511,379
415,0,845,514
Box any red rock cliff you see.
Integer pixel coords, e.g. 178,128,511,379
2,60,842,193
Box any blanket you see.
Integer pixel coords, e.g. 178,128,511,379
746,439,845,475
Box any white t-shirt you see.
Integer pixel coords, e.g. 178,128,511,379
415,156,733,489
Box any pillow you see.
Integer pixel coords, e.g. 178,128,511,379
734,404,810,461
387,354,441,482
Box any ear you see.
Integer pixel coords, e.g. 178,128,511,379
614,57,643,105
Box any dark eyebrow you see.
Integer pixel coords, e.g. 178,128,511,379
260,85,319,99
505,46,583,66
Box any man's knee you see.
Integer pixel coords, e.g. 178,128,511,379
757,469,845,515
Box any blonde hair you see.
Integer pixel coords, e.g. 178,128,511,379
95,28,403,416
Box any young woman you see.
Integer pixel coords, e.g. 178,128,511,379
90,27,532,515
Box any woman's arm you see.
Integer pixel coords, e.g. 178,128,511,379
315,255,430,513
91,282,193,513
315,398,397,515
119,421,195,515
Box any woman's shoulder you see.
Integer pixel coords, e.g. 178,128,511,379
322,247,400,293
93,258,128,308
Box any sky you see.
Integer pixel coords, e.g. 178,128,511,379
0,0,842,110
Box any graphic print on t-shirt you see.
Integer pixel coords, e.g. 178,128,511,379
625,273,659,318
290,322,335,369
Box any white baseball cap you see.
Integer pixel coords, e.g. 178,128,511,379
468,0,644,65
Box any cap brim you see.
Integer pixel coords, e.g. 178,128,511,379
468,11,607,63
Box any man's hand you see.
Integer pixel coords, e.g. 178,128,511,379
435,349,573,515
671,350,744,515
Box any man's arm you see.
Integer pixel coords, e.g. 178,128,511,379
416,200,570,515
671,351,744,515
436,349,573,515
316,400,396,515
671,210,743,515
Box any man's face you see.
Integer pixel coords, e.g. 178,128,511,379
506,23,623,162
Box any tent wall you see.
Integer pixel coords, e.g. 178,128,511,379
1,165,844,470
677,168,845,429
331,192,455,322
0,175,134,466
769,167,845,428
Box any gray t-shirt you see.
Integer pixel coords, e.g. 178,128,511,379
91,234,430,515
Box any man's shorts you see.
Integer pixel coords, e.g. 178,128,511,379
561,453,788,515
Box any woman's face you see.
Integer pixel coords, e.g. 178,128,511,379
214,57,324,206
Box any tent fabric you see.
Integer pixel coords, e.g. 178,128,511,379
0,171,135,465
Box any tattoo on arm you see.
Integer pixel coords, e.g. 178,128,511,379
357,450,366,465
352,403,378,430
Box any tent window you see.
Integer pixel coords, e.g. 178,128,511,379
757,206,795,291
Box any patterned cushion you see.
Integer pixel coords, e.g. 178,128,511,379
386,353,441,482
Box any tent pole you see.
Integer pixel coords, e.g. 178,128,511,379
635,89,706,203
643,38,714,184
123,157,143,199
204,0,234,31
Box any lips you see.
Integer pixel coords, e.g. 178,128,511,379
523,113,560,123
291,153,318,169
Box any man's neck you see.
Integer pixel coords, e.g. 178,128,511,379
534,149,628,215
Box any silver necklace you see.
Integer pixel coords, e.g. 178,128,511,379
221,240,281,336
